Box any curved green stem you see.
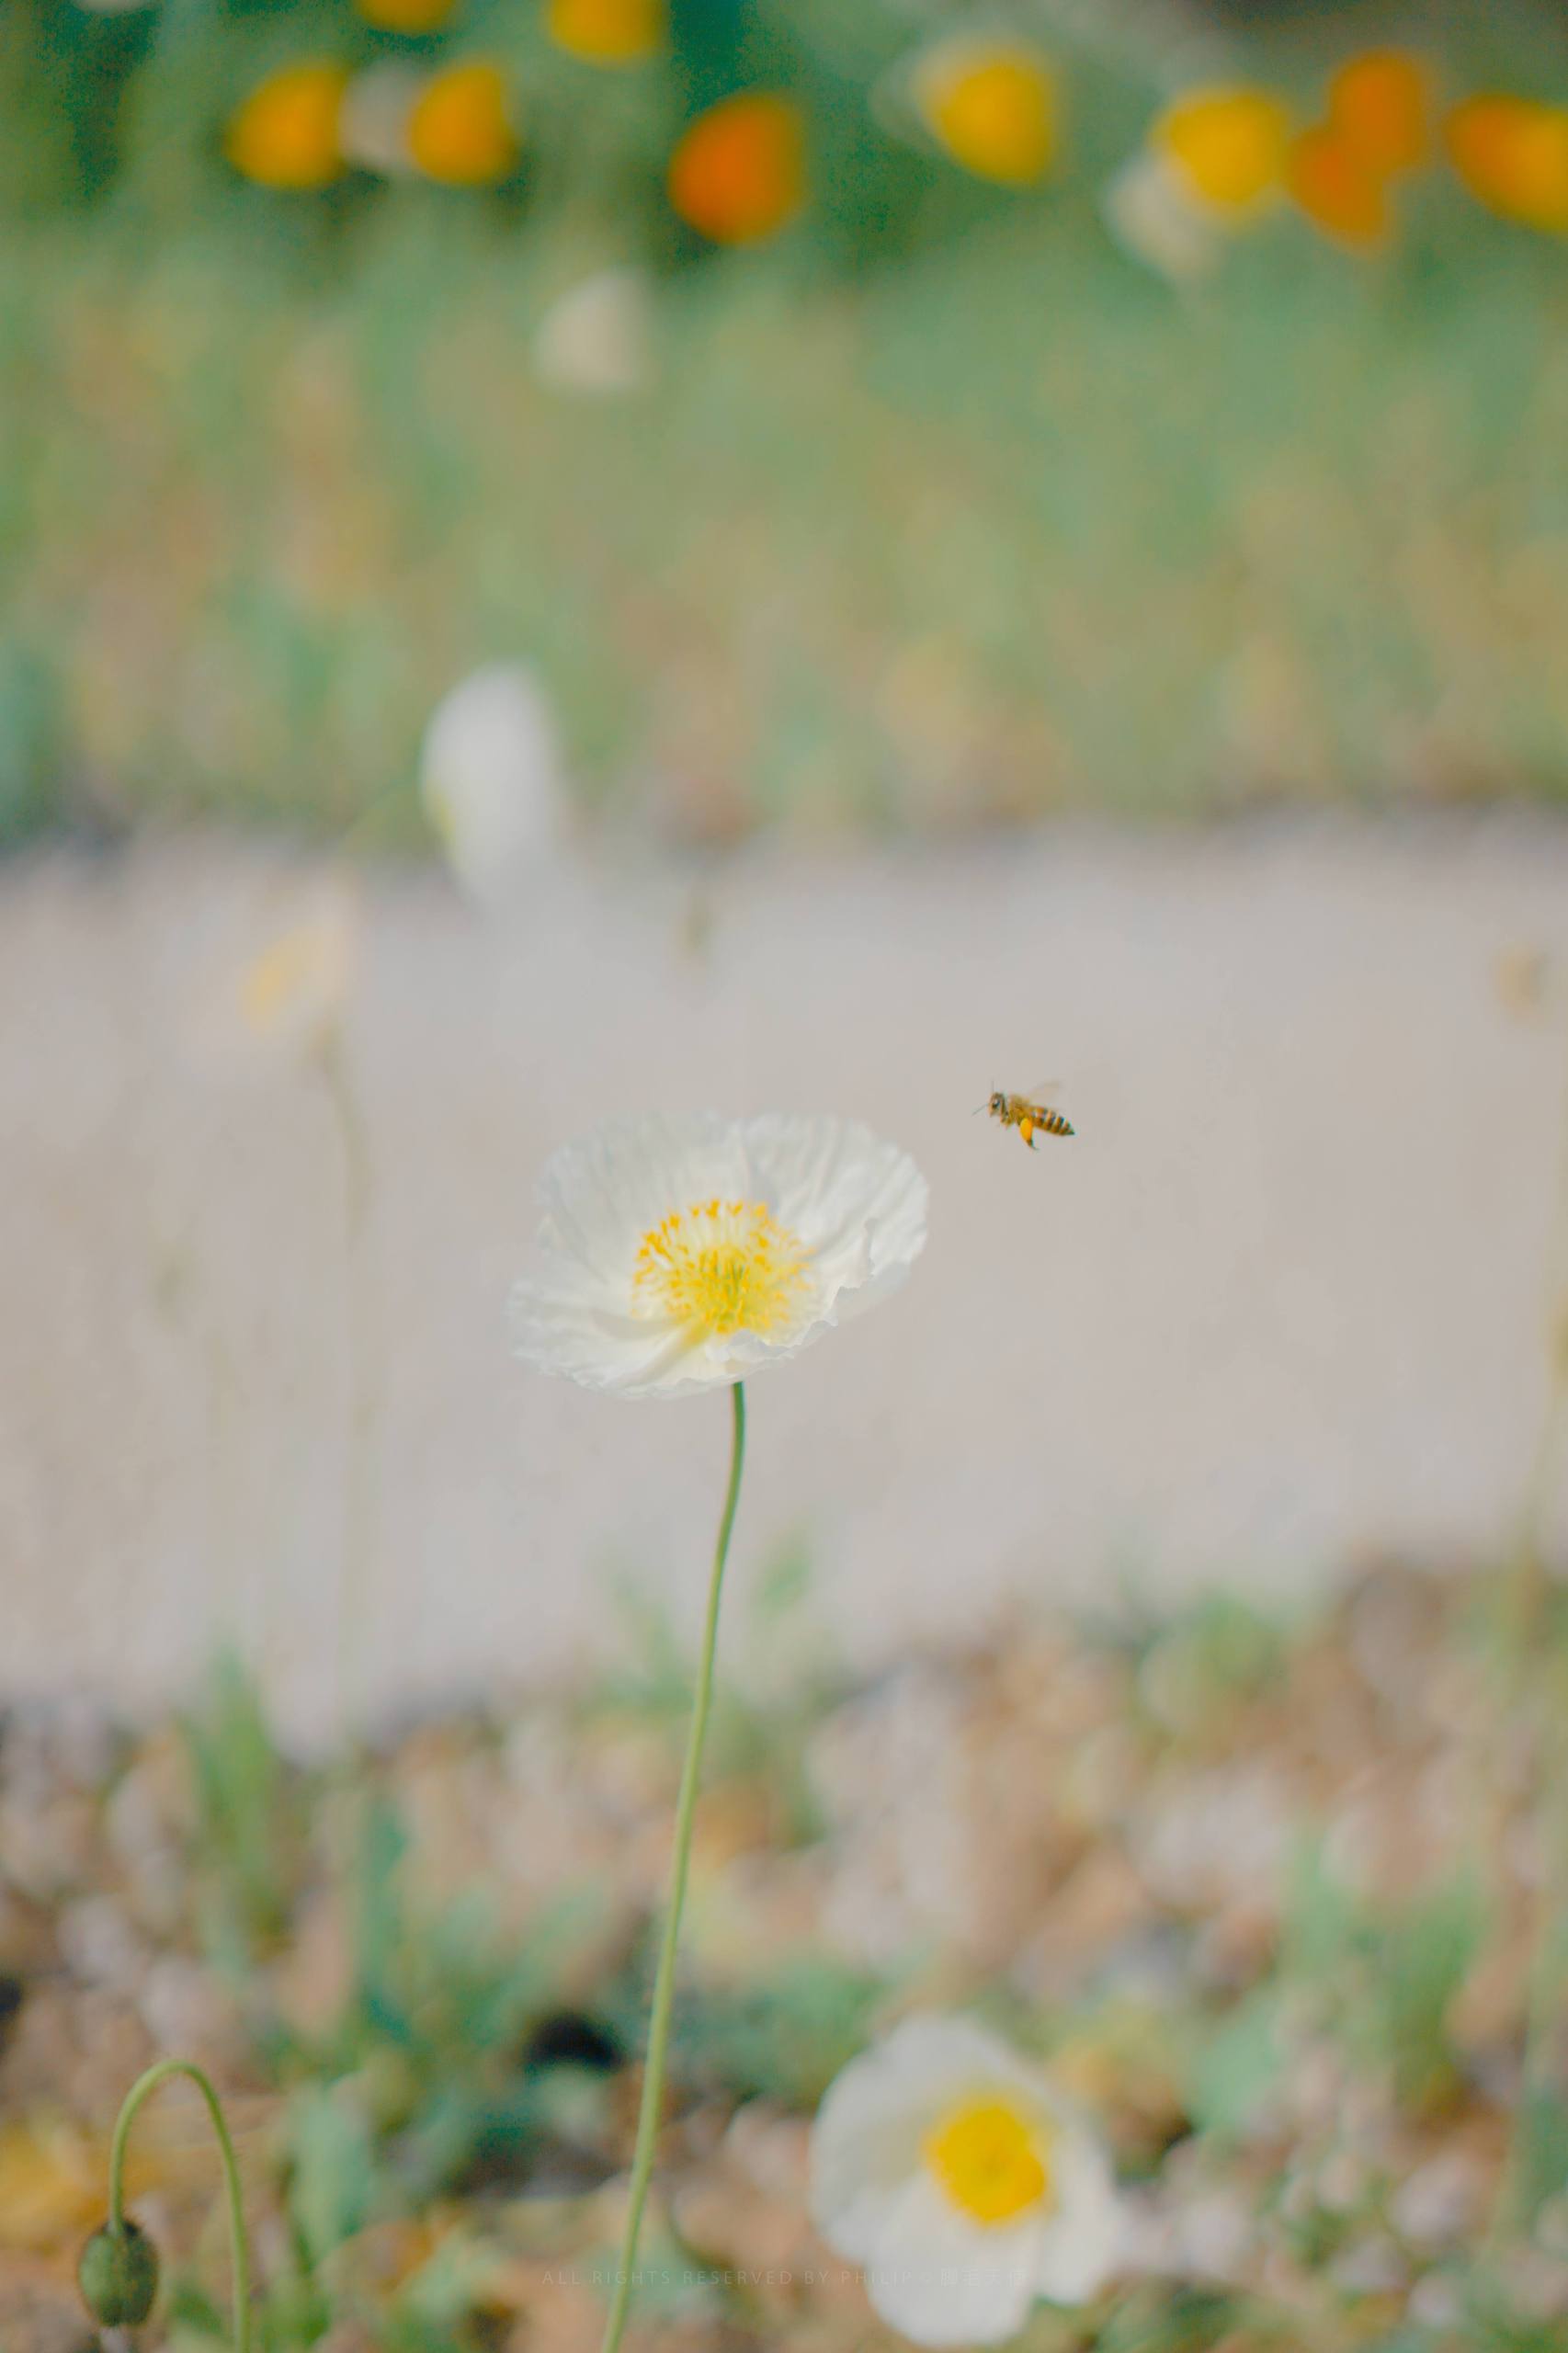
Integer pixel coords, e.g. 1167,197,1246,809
108,2060,252,2353
598,1381,747,2353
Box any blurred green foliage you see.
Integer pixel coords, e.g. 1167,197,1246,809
180,1650,305,1967
4,1,1568,845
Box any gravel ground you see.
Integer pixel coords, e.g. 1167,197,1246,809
0,1563,1561,2352
4,820,1568,1740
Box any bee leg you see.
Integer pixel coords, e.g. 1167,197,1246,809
1019,1117,1035,1148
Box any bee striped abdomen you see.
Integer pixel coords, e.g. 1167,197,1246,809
985,1087,1075,1146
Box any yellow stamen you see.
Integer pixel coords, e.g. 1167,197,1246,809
924,2097,1051,2227
631,1199,805,1337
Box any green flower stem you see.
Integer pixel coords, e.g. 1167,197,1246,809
108,2060,252,2353
598,1380,747,2353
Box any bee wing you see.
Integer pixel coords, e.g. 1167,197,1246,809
1023,1079,1062,1106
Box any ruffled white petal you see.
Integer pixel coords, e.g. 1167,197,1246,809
863,2171,1045,2347
511,1113,926,1398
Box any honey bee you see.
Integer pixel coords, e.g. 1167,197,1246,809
983,1085,1074,1148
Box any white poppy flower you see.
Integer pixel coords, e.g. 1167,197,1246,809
419,663,564,906
340,63,425,176
1102,152,1221,282
511,1112,927,1399
811,2015,1121,2346
533,267,653,396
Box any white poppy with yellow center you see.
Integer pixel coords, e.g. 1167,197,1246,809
512,1112,926,1398
811,2015,1120,2345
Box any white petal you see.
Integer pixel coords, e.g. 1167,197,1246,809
509,1280,700,1397
864,2172,1045,2347
340,63,422,174
420,664,563,904
1034,2118,1122,2304
535,1116,747,1286
738,1113,928,1334
533,267,653,396
1102,152,1221,282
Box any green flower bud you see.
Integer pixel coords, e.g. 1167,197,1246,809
78,2219,160,2328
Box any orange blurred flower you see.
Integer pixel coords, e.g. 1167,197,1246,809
910,40,1058,187
1154,85,1292,215
226,62,348,190
548,0,663,65
354,0,459,31
1447,94,1568,233
1328,49,1430,176
1289,123,1390,249
667,92,805,244
407,60,519,184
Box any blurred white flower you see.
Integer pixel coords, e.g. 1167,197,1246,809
512,1112,927,1399
1103,152,1221,281
810,2015,1120,2345
339,63,425,175
533,267,653,395
420,664,565,904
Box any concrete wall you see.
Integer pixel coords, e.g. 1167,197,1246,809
4,823,1563,1739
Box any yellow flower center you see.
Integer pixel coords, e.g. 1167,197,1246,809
631,1199,805,1336
924,2097,1051,2228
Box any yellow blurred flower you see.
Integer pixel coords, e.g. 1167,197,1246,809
1447,93,1568,234
236,891,358,1052
407,59,519,185
667,91,805,244
910,39,1058,187
226,62,349,191
354,0,459,31
1154,85,1292,216
548,0,663,65
1328,49,1430,176
1288,122,1390,250
0,2122,99,2250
